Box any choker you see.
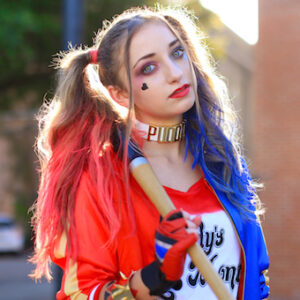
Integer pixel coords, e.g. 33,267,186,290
135,119,186,143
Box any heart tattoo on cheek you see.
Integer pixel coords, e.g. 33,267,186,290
141,83,148,90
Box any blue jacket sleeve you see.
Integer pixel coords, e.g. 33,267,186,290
257,224,270,299
240,156,270,298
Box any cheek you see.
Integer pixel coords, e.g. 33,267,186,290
132,77,144,96
132,74,164,103
132,75,155,96
132,78,150,108
179,54,192,75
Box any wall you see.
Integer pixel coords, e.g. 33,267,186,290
253,0,300,298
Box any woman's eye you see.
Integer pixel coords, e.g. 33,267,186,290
172,47,184,58
142,64,155,74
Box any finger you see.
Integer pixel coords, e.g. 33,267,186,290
191,215,202,226
186,228,200,237
186,219,198,229
181,210,192,220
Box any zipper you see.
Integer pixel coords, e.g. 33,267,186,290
204,178,246,300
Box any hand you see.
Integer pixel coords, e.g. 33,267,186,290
141,209,201,295
156,209,201,281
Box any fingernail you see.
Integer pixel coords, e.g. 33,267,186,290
193,215,202,225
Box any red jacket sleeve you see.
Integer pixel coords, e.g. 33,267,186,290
53,171,119,300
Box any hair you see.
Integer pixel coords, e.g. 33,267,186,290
30,5,263,280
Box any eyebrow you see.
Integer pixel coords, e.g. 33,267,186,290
132,38,180,69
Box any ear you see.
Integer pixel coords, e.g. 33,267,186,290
106,85,129,108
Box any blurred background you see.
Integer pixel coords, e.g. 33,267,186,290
0,0,299,299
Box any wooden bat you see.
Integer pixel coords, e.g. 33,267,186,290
127,145,234,300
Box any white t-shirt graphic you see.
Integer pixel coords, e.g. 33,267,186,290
161,178,242,300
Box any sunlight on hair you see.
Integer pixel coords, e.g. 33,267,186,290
87,64,128,119
36,97,61,161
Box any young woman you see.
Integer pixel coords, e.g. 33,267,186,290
30,6,269,300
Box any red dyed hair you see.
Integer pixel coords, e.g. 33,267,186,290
30,45,134,279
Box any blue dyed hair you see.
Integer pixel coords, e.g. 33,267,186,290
184,66,263,220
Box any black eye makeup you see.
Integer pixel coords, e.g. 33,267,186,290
172,45,185,58
141,63,156,75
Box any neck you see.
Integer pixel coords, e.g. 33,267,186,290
142,137,186,161
135,118,186,160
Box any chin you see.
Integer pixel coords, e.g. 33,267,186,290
181,97,195,113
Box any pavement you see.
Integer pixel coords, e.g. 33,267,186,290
0,251,56,300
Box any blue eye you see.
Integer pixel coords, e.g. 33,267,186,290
172,46,185,58
142,64,155,74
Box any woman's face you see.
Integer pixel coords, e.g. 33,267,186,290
128,21,196,125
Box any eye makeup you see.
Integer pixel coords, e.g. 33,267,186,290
135,62,157,76
135,44,186,76
172,45,185,58
141,63,156,75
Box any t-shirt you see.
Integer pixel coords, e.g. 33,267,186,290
159,178,241,300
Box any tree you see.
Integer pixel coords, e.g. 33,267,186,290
0,0,61,110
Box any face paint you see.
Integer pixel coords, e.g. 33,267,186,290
141,83,148,90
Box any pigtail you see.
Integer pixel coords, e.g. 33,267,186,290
30,47,124,280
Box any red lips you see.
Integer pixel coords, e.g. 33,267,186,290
169,84,190,98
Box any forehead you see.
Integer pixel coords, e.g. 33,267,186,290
129,21,177,63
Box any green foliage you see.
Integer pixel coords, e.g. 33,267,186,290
0,0,61,76
0,0,61,110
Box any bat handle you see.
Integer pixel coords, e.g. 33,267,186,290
130,159,234,300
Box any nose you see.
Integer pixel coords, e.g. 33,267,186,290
165,59,183,83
